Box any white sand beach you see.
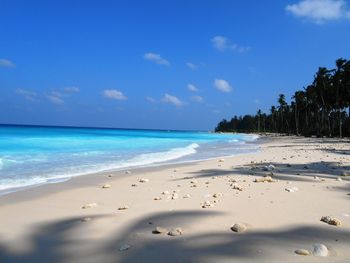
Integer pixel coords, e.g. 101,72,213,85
0,135,350,263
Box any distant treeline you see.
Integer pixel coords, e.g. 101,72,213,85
215,58,350,137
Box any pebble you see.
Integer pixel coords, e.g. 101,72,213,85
230,223,247,233
294,249,310,256
131,184,137,187
171,193,179,200
218,159,225,162
201,200,213,208
81,203,97,209
102,184,111,189
154,197,161,200
254,176,275,183
118,205,129,210
213,192,222,198
285,187,299,193
153,226,168,234
231,183,243,191
312,243,328,257
162,190,170,195
139,178,149,183
168,228,183,236
119,244,131,251
320,216,341,226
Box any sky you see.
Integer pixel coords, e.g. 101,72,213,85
1,0,350,130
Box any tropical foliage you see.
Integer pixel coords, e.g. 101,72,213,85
215,58,350,137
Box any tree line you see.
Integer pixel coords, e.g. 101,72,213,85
215,58,350,137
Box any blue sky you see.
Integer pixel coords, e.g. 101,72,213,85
1,0,350,130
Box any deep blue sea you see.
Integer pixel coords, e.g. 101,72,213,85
0,125,259,194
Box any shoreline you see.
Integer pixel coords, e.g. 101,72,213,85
1,135,350,262
0,135,263,196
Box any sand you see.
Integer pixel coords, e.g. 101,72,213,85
0,135,350,263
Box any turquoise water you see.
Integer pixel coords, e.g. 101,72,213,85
0,125,259,194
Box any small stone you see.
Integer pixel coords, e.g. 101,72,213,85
118,205,129,210
294,249,310,256
191,184,198,188
218,159,225,162
173,169,178,172
162,191,170,195
119,244,131,251
231,183,243,191
131,184,137,187
312,243,328,257
285,187,299,193
201,200,213,208
82,203,97,209
153,226,168,234
154,197,161,200
171,193,179,200
321,216,341,226
213,192,223,198
190,180,198,184
81,217,91,222
230,223,247,233
168,228,183,236
139,178,149,183
336,177,343,181
102,184,111,189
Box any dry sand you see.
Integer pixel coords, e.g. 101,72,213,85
0,135,350,263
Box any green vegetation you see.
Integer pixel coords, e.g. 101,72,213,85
215,58,350,137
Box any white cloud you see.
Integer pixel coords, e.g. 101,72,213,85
211,36,251,53
64,86,80,93
214,79,232,93
0,58,15,68
187,83,199,92
146,96,156,103
102,89,127,100
192,95,204,103
47,94,64,105
162,93,183,107
186,62,197,69
286,0,350,23
144,52,170,66
16,88,37,101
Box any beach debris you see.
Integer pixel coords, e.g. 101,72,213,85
231,183,243,191
341,171,350,177
285,187,299,193
191,184,198,188
312,243,328,257
162,190,170,195
213,192,223,198
230,223,247,233
168,228,183,236
119,244,131,251
254,176,275,183
82,203,97,209
183,194,191,198
263,164,275,171
102,184,112,189
118,205,129,210
190,180,198,184
320,216,341,226
139,178,149,183
81,217,92,222
125,170,131,174
294,249,310,256
131,184,137,187
171,193,179,200
154,196,161,200
218,159,225,162
153,226,168,234
201,200,213,208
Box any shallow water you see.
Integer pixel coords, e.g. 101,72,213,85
0,125,259,194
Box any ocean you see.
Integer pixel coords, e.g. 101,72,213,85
0,125,259,194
